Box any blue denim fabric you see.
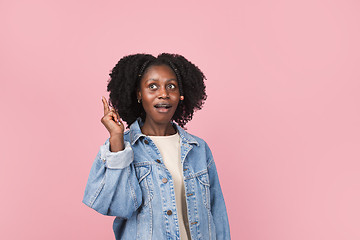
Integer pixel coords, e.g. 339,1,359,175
83,119,231,240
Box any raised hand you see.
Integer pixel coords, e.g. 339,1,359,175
101,96,124,151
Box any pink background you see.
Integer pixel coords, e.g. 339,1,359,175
1,0,360,239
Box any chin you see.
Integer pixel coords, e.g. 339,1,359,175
147,114,174,125
154,117,173,124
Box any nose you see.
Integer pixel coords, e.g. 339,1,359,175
158,87,169,99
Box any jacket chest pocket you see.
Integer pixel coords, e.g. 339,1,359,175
135,165,154,207
197,171,211,210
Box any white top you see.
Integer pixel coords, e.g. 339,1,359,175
149,133,191,240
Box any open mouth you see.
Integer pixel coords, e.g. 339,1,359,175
154,104,171,109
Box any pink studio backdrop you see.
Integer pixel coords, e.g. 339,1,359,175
1,0,359,239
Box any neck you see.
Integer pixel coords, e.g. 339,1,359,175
141,119,176,136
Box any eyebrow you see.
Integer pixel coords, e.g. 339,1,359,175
145,78,177,83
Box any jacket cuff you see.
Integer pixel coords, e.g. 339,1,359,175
100,141,134,169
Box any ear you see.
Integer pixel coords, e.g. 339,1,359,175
137,89,141,100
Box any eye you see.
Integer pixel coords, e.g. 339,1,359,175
167,83,176,90
149,83,158,90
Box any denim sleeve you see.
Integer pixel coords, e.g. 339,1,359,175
206,145,231,239
82,140,142,219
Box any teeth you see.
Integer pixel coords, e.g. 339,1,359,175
156,104,170,108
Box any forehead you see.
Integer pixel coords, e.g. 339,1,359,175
142,64,177,81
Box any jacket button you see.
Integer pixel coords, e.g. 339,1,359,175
167,210,172,215
156,159,161,163
144,140,149,144
162,178,168,183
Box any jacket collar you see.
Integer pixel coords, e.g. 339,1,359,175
129,118,199,146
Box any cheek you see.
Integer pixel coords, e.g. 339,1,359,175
141,93,156,109
171,93,180,101
141,89,153,99
170,89,180,97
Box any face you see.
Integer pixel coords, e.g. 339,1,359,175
137,65,180,125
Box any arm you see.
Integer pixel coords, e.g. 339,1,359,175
207,146,231,239
82,140,142,218
82,97,141,218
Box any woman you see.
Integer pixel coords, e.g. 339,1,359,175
83,53,231,239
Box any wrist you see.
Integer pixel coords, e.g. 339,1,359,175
110,132,124,138
109,135,124,152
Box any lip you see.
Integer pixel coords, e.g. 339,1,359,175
154,103,172,113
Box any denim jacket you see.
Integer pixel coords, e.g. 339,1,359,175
83,119,231,240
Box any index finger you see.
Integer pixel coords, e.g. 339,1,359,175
102,96,110,115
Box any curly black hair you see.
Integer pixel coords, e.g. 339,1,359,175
107,53,207,128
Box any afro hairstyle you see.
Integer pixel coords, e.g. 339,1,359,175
107,53,207,128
